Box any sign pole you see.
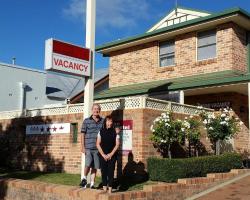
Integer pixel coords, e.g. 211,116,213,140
81,0,96,180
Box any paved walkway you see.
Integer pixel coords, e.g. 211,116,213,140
194,175,250,200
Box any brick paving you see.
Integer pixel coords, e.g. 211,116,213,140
198,175,250,200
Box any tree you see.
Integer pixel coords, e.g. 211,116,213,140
200,108,242,155
150,112,184,158
182,116,201,157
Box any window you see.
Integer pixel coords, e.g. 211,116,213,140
150,91,180,103
71,123,78,143
197,30,216,61
159,40,175,67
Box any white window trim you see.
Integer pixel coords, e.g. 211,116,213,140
158,40,176,67
196,29,218,62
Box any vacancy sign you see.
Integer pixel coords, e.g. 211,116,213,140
45,39,91,77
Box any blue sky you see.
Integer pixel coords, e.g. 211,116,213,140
0,0,249,71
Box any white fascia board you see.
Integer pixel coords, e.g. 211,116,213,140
148,8,211,32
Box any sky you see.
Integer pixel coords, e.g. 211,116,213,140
0,0,250,71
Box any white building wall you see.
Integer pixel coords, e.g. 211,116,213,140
0,63,64,111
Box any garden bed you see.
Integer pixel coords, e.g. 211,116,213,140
0,168,154,191
147,153,243,182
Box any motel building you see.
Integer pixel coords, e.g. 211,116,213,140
1,6,250,174
94,6,250,155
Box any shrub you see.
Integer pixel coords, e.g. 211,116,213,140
147,153,242,182
150,112,184,158
200,109,242,155
182,116,201,157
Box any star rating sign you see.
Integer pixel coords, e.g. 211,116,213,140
26,123,70,135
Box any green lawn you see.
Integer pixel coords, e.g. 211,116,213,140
0,168,155,191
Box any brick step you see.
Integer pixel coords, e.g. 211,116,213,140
144,183,180,192
177,169,250,185
0,178,104,200
177,177,215,185
2,169,250,200
230,169,250,175
207,172,236,179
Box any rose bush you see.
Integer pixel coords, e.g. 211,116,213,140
182,115,201,157
150,111,184,158
200,108,243,155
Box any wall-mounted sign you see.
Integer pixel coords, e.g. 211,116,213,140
26,123,71,135
115,120,133,155
200,101,231,110
45,39,91,77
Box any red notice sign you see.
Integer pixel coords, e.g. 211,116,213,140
45,39,91,77
115,120,133,155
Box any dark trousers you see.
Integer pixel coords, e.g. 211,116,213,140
100,156,116,187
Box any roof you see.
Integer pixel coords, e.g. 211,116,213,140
0,62,45,74
147,6,211,32
94,67,109,82
96,7,250,54
70,74,109,103
0,61,109,101
46,67,109,99
94,70,250,100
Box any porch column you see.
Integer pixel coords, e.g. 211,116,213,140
179,90,184,104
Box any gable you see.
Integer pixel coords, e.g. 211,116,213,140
148,7,212,32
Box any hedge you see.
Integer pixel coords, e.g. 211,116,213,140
147,153,243,182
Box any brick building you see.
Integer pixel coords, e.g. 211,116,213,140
95,7,250,152
1,6,250,174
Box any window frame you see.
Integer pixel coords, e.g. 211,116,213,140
196,29,217,62
159,39,175,67
71,123,78,143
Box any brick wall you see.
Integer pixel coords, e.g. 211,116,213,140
232,24,247,72
101,110,190,172
0,109,165,174
0,105,249,174
109,22,247,88
0,114,83,174
186,92,249,153
0,108,199,174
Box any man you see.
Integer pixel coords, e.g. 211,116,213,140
80,103,104,188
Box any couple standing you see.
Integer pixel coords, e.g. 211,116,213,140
80,103,120,193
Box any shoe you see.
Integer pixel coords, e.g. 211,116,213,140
90,185,96,189
79,178,87,188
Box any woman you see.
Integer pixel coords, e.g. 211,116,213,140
96,115,120,193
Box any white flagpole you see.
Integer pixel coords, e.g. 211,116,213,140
81,0,96,180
